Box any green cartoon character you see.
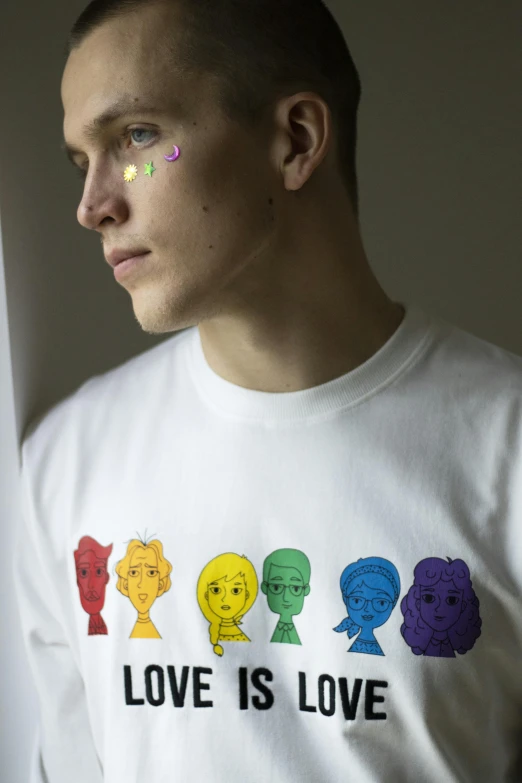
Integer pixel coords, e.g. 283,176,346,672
261,548,311,645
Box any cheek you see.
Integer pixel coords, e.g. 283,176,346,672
420,599,434,616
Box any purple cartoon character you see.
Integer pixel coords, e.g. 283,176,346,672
401,556,481,657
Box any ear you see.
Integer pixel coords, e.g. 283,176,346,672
204,590,209,601
122,579,129,596
246,590,250,599
304,584,310,596
261,581,268,595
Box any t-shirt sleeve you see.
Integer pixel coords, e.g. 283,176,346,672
13,441,103,783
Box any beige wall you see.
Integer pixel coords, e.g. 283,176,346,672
1,1,521,780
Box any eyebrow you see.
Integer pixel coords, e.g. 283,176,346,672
61,99,165,166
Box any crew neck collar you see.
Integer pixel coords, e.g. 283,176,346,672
185,301,439,422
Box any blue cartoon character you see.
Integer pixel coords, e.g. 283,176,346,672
333,556,400,656
400,556,481,657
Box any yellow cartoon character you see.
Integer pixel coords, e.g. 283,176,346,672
115,534,172,639
197,553,258,656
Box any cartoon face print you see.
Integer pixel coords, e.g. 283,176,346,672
76,549,110,615
73,536,113,635
264,563,308,618
400,556,482,657
344,580,395,632
197,552,259,656
419,579,465,631
125,547,163,614
333,556,401,657
115,537,172,639
205,573,249,619
261,549,311,645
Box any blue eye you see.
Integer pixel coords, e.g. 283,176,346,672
128,128,156,145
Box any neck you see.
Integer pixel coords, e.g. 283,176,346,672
199,293,404,393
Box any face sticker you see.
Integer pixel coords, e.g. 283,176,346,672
123,164,138,182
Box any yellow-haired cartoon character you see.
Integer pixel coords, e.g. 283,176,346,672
115,535,172,638
197,553,258,656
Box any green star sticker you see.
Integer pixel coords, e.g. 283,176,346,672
144,161,156,177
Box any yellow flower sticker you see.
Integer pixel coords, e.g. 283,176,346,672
123,164,138,182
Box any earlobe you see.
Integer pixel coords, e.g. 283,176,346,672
261,582,268,595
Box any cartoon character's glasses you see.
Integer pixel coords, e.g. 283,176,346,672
346,595,391,613
267,583,306,597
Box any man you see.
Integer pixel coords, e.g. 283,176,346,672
14,0,522,781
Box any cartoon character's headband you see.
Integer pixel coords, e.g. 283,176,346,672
342,564,400,601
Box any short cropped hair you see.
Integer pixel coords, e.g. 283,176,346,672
64,0,363,217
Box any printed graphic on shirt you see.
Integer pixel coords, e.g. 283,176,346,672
260,548,311,644
197,553,258,657
400,556,482,657
74,536,113,635
333,556,401,656
115,533,172,639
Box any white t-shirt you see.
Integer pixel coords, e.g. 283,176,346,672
14,301,522,782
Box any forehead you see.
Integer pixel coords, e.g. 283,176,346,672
268,563,304,581
210,573,245,584
62,3,172,103
77,550,104,564
131,547,158,563
61,3,191,145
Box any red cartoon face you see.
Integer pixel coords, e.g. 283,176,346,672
75,549,110,615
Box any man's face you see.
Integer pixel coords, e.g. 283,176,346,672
75,549,110,615
264,564,308,618
61,2,279,335
125,546,161,614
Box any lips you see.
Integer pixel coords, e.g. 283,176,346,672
106,248,150,268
